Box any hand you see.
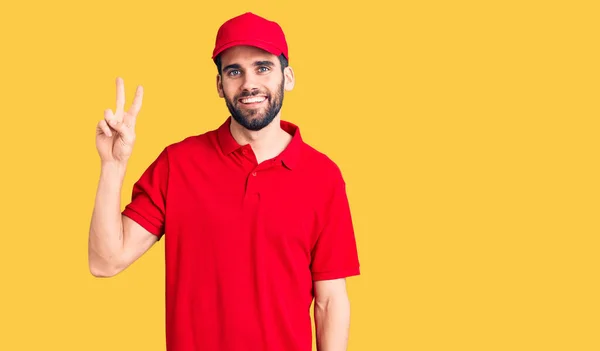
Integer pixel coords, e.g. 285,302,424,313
96,77,144,164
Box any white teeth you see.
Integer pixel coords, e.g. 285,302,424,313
241,97,266,104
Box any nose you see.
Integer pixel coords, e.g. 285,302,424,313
240,72,260,92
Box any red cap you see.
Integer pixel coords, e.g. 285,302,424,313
212,12,289,61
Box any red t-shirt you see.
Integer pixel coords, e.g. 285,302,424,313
122,117,360,351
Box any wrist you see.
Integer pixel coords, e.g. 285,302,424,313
100,160,128,176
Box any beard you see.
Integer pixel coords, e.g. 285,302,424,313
224,79,285,131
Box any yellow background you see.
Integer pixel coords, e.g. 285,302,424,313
0,0,598,350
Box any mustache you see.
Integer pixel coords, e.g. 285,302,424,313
237,90,269,98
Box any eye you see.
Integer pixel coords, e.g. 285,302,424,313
258,66,270,73
228,69,241,77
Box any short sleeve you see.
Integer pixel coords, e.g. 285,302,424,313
122,148,169,239
311,176,361,281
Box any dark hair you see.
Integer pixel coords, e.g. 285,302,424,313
214,53,288,75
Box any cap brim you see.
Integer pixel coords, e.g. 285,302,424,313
212,39,283,60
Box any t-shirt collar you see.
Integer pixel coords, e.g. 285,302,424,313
217,117,302,170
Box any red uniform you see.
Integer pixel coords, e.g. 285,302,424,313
123,118,360,350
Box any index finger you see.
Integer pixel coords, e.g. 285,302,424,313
128,85,144,117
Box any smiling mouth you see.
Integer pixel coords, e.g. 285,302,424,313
239,96,267,104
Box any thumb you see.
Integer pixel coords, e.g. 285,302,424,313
109,119,136,144
108,119,130,136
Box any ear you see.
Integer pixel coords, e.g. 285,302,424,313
283,66,295,91
216,74,224,98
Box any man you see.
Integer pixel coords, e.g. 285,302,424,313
89,12,360,351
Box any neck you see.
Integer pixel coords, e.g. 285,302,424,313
229,115,292,164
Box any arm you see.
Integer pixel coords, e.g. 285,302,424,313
88,77,158,277
88,161,158,277
314,278,352,351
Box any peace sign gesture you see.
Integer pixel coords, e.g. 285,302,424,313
96,77,144,164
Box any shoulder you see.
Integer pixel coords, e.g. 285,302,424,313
298,142,351,219
162,128,219,159
299,141,346,187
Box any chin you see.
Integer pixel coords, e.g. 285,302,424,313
239,114,276,131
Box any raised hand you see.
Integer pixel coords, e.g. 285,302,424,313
96,77,144,164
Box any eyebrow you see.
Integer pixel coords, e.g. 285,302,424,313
253,60,275,67
223,60,276,72
223,63,242,72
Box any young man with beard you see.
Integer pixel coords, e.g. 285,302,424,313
89,12,360,351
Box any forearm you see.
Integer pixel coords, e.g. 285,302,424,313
88,161,127,276
314,295,351,351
